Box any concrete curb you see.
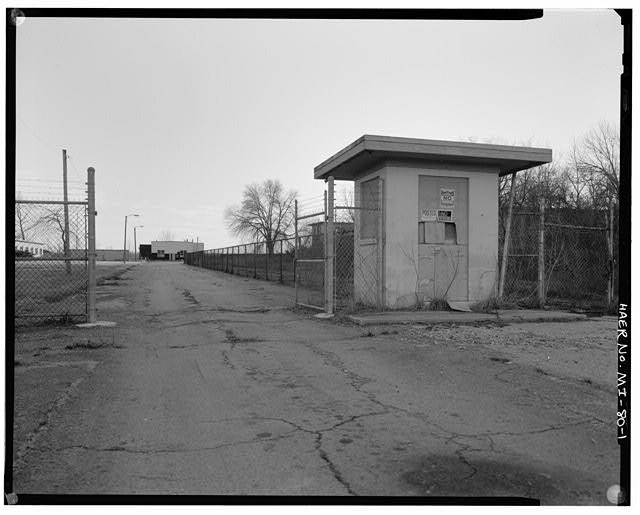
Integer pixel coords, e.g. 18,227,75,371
347,310,587,326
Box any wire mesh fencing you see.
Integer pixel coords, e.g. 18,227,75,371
499,211,540,305
185,238,297,285
334,178,382,311
15,200,90,325
294,195,326,309
499,207,617,310
543,223,611,309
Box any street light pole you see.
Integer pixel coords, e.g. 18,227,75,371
134,225,144,262
123,213,139,263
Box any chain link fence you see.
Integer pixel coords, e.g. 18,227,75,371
185,238,296,284
15,199,91,325
334,178,382,311
498,211,539,305
294,195,326,309
184,193,327,310
499,207,617,310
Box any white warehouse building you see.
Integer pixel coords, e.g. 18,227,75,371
150,240,204,261
15,239,46,257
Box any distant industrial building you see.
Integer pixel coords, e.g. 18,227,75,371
147,240,205,261
15,239,45,257
139,244,151,260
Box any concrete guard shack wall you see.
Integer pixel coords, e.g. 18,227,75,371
354,161,499,309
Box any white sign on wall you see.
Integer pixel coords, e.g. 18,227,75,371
440,188,456,208
420,208,437,222
437,209,454,222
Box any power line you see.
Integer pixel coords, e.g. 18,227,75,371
66,154,87,181
16,115,62,153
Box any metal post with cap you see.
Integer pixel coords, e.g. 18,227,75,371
87,167,97,322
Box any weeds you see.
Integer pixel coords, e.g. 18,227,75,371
65,339,123,350
427,297,451,311
224,329,261,343
470,296,518,313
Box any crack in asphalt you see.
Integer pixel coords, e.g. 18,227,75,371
220,350,235,370
13,371,94,472
197,413,388,495
316,433,356,495
188,322,609,497
257,414,390,495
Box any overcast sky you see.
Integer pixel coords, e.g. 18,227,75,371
14,9,622,250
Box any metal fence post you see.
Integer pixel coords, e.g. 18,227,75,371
265,244,269,281
279,239,283,283
608,202,615,306
376,177,384,310
63,149,72,274
294,200,298,305
254,240,258,278
326,177,335,314
538,200,546,308
499,173,516,300
87,167,97,323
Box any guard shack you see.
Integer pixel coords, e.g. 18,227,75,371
314,135,552,310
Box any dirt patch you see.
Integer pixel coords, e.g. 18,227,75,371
182,289,200,306
489,356,512,364
65,339,124,350
224,328,262,343
96,265,134,286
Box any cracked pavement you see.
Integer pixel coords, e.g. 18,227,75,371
12,262,619,503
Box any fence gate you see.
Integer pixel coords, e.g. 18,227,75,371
14,169,96,326
334,177,383,311
294,193,327,310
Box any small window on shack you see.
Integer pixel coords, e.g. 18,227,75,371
360,178,379,240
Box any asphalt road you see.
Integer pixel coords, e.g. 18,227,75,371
12,261,619,503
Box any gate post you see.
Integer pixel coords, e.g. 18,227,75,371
326,177,335,314
499,174,516,300
377,178,384,310
608,202,615,305
294,200,298,305
279,239,283,283
538,200,546,308
254,240,258,278
87,167,97,323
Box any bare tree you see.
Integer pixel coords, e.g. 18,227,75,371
14,192,41,242
158,230,176,241
335,183,355,223
34,206,78,272
573,121,619,208
15,201,28,241
224,179,296,254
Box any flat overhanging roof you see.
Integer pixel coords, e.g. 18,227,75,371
314,135,553,180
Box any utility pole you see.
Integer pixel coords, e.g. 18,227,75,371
122,213,139,262
123,216,128,263
62,149,71,274
87,167,96,322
